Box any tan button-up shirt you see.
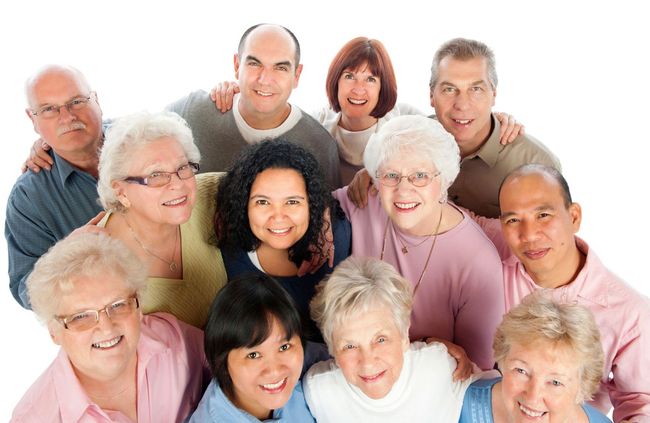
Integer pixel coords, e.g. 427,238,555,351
447,114,560,217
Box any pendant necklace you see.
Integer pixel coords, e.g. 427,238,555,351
125,218,179,272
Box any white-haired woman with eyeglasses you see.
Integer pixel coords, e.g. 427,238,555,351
12,233,209,422
332,115,504,371
96,111,226,328
304,256,478,421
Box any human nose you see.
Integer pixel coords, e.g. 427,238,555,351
453,91,470,111
519,220,541,242
57,103,76,123
523,377,544,403
257,66,271,84
359,346,377,367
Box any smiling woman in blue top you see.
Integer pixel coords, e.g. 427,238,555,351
459,292,611,423
190,273,317,422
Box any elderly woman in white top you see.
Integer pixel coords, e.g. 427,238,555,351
303,256,476,422
97,111,226,328
12,233,208,422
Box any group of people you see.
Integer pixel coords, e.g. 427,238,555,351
5,22,649,423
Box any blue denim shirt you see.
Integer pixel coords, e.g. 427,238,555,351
5,151,101,308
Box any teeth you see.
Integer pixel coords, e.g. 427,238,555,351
256,90,272,96
454,119,471,124
519,403,545,417
348,98,367,105
92,335,122,349
164,196,186,206
395,202,418,210
269,228,290,234
262,378,286,389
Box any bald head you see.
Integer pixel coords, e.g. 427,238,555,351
25,65,91,108
499,164,572,210
238,24,301,67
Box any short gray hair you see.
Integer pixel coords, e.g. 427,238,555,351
429,38,498,90
364,115,460,197
98,111,200,211
24,64,92,107
310,256,413,355
27,233,148,323
493,292,604,403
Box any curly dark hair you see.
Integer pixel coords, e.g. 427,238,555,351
215,139,340,266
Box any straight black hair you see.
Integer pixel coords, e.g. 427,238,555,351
204,273,304,398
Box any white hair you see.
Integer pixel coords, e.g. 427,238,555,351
97,111,200,211
364,115,460,196
27,233,147,323
310,256,413,355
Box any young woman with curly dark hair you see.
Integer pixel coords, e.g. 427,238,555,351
214,139,351,341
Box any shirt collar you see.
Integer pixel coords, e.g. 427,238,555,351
509,236,610,308
52,349,104,423
464,114,502,168
51,150,98,185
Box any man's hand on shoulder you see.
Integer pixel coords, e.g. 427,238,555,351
495,112,525,145
21,138,53,173
210,81,240,113
346,168,376,209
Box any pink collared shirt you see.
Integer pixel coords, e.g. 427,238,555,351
503,237,650,422
12,312,209,423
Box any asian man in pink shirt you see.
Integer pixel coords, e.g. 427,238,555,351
497,164,650,423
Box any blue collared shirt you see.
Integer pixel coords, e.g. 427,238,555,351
5,151,102,308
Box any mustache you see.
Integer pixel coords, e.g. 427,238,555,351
57,122,86,136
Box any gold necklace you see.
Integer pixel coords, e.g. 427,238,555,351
393,227,434,254
125,217,179,272
380,208,444,293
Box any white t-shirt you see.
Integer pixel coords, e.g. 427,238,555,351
303,341,474,422
233,93,303,143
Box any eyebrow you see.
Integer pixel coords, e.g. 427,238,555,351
500,204,556,219
245,55,293,69
249,194,305,200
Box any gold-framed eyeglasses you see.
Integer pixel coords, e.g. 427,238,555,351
30,93,95,119
376,171,441,187
55,296,139,331
124,162,199,188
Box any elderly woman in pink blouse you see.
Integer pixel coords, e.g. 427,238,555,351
12,233,209,422
332,115,504,370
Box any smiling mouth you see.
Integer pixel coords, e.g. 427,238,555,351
347,98,368,105
268,227,291,235
92,335,123,349
57,122,87,136
452,118,473,126
394,202,419,211
162,196,187,206
518,402,547,418
359,370,386,383
255,90,273,97
523,248,550,260
260,377,287,393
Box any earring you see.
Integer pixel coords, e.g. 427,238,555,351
119,196,131,209
438,192,448,204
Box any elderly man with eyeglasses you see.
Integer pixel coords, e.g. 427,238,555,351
5,64,106,309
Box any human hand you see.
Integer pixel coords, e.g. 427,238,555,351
495,111,525,145
209,81,240,113
346,168,376,209
425,337,474,381
68,211,108,238
297,208,334,276
21,138,54,173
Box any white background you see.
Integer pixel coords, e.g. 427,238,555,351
1,0,648,419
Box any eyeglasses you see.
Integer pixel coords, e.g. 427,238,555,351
30,94,94,119
56,296,139,331
376,171,441,187
124,162,199,188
